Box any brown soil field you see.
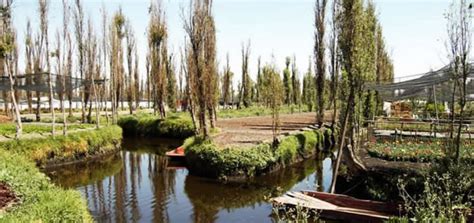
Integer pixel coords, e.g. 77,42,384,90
212,112,318,148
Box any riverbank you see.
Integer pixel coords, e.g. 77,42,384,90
0,149,92,222
0,125,122,167
184,128,333,181
0,126,122,221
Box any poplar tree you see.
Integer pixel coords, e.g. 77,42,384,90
303,58,316,111
148,0,167,118
240,41,251,108
291,56,301,108
314,0,328,125
166,54,177,112
282,57,292,105
221,53,233,109
184,0,217,138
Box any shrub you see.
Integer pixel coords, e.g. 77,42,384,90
118,114,194,138
396,162,473,222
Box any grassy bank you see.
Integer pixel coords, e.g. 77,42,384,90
184,128,332,180
367,139,473,162
118,114,194,138
0,125,122,167
0,150,92,222
0,123,95,136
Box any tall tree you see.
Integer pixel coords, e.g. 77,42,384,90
204,14,218,128
221,53,233,109
314,0,328,126
109,8,126,123
303,57,316,111
240,41,251,108
291,56,301,109
1,0,22,138
282,57,292,105
125,22,136,114
166,53,177,112
446,0,472,162
261,63,283,144
329,0,340,127
134,48,140,110
183,0,217,138
24,20,34,114
38,0,56,135
330,0,374,193
255,56,263,104
73,0,86,123
148,0,167,118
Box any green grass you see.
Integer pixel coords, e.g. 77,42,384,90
367,140,473,162
0,149,92,222
0,123,95,136
0,125,122,166
184,128,333,180
217,105,310,119
118,113,194,138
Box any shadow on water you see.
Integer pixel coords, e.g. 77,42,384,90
45,138,336,223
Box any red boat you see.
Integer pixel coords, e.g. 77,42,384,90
165,146,186,161
272,190,401,222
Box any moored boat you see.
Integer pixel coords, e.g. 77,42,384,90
272,190,401,222
165,146,186,162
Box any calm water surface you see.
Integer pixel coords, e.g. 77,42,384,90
46,138,335,223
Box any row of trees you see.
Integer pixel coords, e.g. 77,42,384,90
2,0,395,141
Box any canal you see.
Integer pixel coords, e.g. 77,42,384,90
46,138,335,223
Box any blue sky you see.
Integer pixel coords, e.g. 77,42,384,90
11,0,466,84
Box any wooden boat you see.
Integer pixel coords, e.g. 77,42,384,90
165,146,185,162
272,190,401,223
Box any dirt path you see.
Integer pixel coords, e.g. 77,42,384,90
212,112,318,148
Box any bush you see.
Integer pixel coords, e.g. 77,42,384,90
0,150,92,222
185,129,331,180
118,114,194,138
0,125,122,166
395,162,473,222
367,140,473,163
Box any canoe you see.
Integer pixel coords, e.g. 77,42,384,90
165,146,185,161
272,190,401,223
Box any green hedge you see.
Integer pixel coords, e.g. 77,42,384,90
118,114,194,139
0,150,92,222
185,129,333,180
0,125,122,167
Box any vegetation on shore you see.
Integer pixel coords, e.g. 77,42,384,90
184,128,332,180
118,114,194,138
0,150,92,222
0,125,122,167
367,139,473,163
0,123,95,137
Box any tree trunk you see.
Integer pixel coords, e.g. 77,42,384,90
330,86,355,193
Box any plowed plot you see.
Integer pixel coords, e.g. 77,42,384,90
0,182,17,211
213,112,317,148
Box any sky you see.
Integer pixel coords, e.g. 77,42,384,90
10,0,468,84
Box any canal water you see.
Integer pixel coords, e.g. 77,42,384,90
46,138,335,223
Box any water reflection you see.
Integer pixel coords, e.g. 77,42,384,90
46,138,334,223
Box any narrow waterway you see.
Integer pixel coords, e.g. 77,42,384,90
46,138,335,223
